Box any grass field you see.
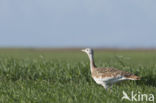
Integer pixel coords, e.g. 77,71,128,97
0,48,156,103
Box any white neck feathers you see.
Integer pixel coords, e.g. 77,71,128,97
87,53,96,72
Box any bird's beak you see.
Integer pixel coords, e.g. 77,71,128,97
81,49,85,52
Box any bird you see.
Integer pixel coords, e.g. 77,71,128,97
81,48,140,89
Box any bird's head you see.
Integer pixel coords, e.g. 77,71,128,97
81,48,93,55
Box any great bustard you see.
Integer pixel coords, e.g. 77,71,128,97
81,48,140,89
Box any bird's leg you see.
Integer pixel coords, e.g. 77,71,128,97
108,85,113,92
102,84,113,92
102,84,109,90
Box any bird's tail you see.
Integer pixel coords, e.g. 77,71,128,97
127,75,141,80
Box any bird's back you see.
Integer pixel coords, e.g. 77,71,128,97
92,67,140,81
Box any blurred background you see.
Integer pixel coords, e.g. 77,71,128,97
0,0,156,48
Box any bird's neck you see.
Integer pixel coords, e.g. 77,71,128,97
88,53,96,72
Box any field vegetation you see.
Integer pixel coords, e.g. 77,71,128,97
0,48,156,103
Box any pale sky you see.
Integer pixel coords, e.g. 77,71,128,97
0,0,156,48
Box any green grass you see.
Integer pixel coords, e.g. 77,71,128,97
0,49,156,103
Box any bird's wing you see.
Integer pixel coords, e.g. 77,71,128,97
95,67,134,78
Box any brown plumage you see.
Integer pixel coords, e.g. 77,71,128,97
81,48,140,89
92,67,140,80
